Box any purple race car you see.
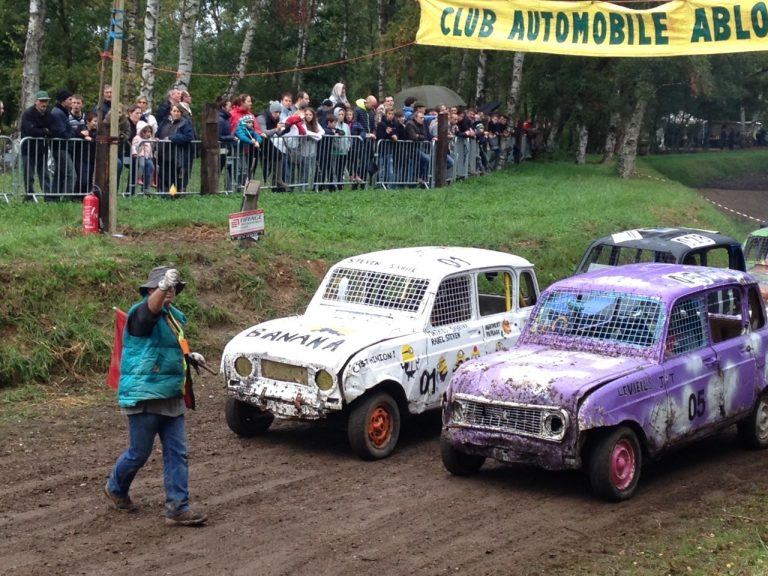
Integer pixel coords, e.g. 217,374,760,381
441,263,768,501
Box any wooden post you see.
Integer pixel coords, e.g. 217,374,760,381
107,0,124,234
434,112,449,188
94,121,111,229
201,103,219,194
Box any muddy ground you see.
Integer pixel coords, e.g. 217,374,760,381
2,375,768,576
3,185,768,576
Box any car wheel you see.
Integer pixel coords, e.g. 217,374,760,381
588,426,642,502
737,390,768,449
347,391,400,460
225,397,274,437
440,435,485,476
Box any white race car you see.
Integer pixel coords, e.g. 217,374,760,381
221,246,540,459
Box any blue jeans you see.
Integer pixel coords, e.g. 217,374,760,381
107,412,190,516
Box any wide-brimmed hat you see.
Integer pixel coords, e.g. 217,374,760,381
139,266,186,296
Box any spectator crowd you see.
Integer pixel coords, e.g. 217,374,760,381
10,82,534,201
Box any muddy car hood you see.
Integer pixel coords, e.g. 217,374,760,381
222,312,417,371
450,345,653,405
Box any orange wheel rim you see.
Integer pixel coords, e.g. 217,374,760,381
367,406,392,447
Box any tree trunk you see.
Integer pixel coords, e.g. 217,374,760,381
545,107,561,157
618,97,647,178
176,0,202,92
475,50,487,106
506,52,525,119
377,0,386,98
125,0,140,100
602,111,620,163
226,0,263,100
141,0,159,104
292,0,316,90
21,0,46,114
457,50,468,96
575,123,588,164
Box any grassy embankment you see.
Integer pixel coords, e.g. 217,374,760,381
1,150,768,574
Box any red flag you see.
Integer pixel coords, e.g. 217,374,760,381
107,308,127,390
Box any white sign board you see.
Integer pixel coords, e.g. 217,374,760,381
229,209,265,240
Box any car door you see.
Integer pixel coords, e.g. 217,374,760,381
707,285,760,418
424,272,484,409
476,268,537,354
662,295,724,444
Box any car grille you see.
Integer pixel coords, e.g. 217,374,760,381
463,399,544,436
260,359,308,385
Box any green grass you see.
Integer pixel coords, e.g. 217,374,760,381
2,151,768,575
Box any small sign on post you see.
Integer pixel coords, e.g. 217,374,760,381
229,209,264,240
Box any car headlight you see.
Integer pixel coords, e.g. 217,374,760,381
543,411,568,440
234,356,253,378
315,369,335,391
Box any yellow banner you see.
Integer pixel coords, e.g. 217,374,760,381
416,0,768,57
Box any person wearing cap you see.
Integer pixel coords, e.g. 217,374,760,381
105,266,207,527
257,101,287,191
20,90,53,201
234,113,264,188
48,89,77,200
316,98,334,129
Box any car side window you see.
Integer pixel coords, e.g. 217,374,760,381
520,270,538,307
706,287,743,343
699,246,731,269
666,297,707,357
431,275,472,327
476,270,513,316
748,286,766,330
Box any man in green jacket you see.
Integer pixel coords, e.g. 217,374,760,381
105,266,207,526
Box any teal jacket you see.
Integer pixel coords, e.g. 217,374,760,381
118,299,187,408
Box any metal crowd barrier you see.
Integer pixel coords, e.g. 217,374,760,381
2,132,488,202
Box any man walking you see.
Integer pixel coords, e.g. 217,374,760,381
105,266,207,527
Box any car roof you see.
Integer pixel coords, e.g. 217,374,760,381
333,246,533,278
747,227,768,239
550,262,752,302
585,227,740,258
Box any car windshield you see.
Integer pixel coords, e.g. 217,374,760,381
581,245,674,273
321,267,430,313
745,235,768,266
522,288,664,356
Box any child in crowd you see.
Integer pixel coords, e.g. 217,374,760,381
131,121,156,192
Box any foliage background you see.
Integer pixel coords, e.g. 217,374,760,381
2,0,768,157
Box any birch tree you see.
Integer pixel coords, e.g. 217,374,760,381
377,0,387,98
506,52,525,119
20,0,46,112
125,0,140,100
292,0,317,90
225,0,265,100
618,95,648,178
475,50,487,105
177,0,202,92
141,0,159,103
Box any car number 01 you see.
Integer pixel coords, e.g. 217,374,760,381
688,390,706,420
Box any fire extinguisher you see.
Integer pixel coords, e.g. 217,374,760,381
83,192,100,234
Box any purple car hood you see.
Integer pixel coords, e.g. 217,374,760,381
450,344,653,405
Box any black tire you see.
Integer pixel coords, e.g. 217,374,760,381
225,397,274,437
440,435,485,476
588,426,642,502
737,391,768,449
347,391,401,460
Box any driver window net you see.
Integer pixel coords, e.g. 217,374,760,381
431,275,472,327
322,267,429,312
666,297,706,355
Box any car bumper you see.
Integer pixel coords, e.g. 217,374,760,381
227,379,341,421
442,426,580,471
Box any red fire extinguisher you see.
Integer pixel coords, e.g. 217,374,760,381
83,193,100,234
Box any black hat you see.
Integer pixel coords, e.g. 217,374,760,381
322,99,333,106
139,266,186,296
56,89,73,103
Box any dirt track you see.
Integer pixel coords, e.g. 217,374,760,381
2,372,768,576
4,185,768,575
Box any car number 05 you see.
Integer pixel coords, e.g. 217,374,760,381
688,390,706,421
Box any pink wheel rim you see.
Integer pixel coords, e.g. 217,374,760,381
610,439,636,491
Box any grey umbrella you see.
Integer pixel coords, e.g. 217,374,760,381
393,85,466,110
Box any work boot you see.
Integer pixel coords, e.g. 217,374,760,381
104,483,138,512
165,509,208,527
